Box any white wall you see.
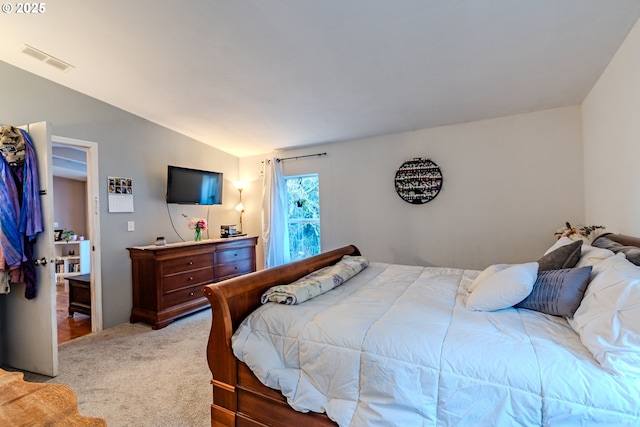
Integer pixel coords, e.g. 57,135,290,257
245,106,584,270
53,176,87,237
583,19,640,236
238,156,267,269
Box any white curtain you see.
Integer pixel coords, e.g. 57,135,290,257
262,157,290,268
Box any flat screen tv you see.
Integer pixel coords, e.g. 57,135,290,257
166,165,223,205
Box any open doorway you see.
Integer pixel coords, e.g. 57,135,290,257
51,136,102,344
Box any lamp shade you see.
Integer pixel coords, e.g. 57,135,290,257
235,202,244,212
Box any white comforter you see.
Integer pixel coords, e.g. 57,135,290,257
232,263,640,426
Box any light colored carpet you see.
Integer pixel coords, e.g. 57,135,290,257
26,309,213,427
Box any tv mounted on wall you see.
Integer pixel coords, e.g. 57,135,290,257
166,165,223,205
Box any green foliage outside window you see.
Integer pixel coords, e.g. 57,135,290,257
286,175,320,261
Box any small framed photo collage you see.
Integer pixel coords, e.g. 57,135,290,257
108,177,133,195
108,176,134,213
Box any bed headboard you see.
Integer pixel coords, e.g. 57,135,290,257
594,233,640,248
592,233,640,266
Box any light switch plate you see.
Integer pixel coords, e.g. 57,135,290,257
127,221,135,232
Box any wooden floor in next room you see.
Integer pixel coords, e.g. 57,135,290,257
57,282,91,344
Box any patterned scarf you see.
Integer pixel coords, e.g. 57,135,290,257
0,127,43,298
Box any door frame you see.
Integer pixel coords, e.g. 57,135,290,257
52,135,103,332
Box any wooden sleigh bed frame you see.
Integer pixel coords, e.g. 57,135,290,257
202,234,640,427
202,245,359,427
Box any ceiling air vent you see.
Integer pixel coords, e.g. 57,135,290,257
21,44,74,72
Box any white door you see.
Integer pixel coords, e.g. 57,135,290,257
4,121,58,376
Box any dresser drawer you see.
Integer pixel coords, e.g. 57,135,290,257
216,259,254,280
216,247,252,265
163,285,205,308
161,254,212,275
162,268,214,293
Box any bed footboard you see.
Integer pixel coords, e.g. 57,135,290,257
202,245,360,427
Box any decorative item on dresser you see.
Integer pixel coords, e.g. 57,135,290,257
128,235,257,329
234,181,246,234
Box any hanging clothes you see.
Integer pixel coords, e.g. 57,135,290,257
0,126,43,299
0,272,9,294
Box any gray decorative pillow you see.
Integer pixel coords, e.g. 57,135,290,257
592,236,640,266
514,266,592,318
537,240,583,271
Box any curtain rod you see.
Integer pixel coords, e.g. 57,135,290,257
276,152,327,162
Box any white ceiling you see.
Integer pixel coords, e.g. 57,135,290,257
52,144,86,181
1,1,639,158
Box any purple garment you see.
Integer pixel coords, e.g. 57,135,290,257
0,156,22,266
23,236,37,299
0,129,43,299
18,129,43,241
18,129,42,299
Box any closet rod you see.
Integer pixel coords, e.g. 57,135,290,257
276,152,327,162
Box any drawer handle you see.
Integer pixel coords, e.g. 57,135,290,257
188,261,193,265
189,276,194,281
189,292,194,296
234,253,238,257
234,266,238,270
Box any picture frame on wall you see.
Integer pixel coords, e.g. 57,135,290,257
54,229,63,241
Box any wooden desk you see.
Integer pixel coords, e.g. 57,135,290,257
67,274,91,317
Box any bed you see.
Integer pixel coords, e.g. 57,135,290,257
202,233,640,427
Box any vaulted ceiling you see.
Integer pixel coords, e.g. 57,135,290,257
1,1,639,157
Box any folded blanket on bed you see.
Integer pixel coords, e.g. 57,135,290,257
261,255,369,304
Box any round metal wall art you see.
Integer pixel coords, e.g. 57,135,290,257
394,158,443,204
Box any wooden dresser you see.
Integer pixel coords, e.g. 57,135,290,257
67,273,92,317
128,236,258,329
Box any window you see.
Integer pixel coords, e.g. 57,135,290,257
286,174,320,261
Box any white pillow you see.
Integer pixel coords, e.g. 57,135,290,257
575,244,615,268
568,253,640,378
545,236,614,266
466,262,539,312
467,264,512,293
